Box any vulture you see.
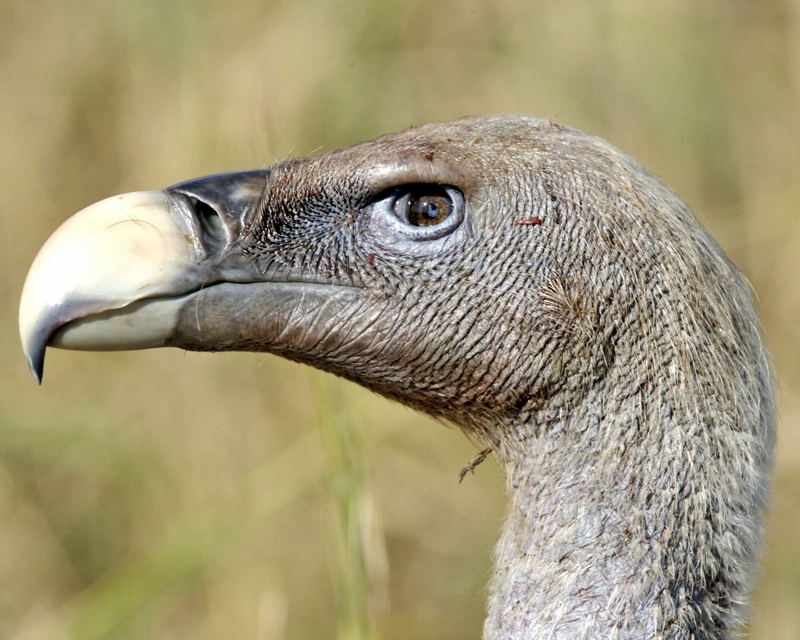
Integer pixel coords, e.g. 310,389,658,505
19,116,774,639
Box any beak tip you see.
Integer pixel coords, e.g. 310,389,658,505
30,363,43,385
22,333,46,385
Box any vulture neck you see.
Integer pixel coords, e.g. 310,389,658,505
480,368,727,640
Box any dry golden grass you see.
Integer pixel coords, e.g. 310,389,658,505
1,0,798,638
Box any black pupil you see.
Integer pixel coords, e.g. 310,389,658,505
420,201,438,219
407,192,451,227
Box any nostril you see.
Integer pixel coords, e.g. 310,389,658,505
190,197,226,245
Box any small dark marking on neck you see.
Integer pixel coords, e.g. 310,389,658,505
511,217,543,226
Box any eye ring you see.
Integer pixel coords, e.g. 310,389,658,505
381,184,464,240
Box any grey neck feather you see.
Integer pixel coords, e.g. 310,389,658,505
485,383,690,638
478,273,773,639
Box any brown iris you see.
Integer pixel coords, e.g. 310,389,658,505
395,186,453,227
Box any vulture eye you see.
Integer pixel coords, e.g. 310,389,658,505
394,186,454,227
387,184,464,238
372,184,464,241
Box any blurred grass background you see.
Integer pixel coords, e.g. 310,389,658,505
1,0,799,638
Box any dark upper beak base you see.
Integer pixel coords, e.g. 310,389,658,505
19,171,270,382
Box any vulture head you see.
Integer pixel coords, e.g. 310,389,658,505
19,116,774,639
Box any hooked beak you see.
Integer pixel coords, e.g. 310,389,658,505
19,171,269,382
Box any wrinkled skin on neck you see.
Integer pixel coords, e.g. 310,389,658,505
226,119,773,638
